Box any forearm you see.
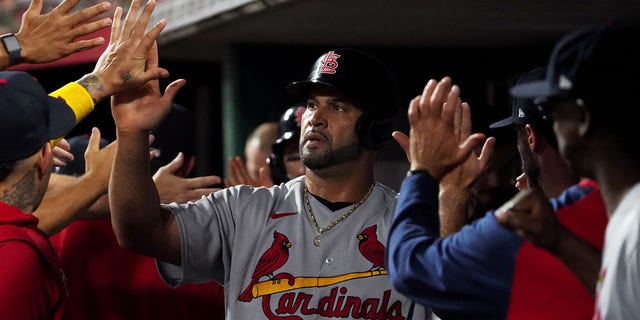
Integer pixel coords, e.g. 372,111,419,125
438,186,474,237
35,173,107,236
110,130,167,253
552,229,601,294
389,174,521,317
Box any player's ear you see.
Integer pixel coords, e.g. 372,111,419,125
575,99,591,137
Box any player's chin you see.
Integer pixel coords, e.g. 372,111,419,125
302,139,327,150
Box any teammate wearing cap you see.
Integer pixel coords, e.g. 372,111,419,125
108,48,433,318
0,71,96,318
497,23,640,319
387,68,607,319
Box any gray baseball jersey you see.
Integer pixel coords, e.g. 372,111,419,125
158,176,431,319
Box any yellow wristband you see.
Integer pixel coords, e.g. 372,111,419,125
48,82,95,147
49,82,94,124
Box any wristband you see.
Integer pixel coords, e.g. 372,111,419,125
1,33,22,66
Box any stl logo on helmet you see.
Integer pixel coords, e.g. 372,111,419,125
320,51,341,74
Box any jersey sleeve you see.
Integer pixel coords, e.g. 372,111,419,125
387,172,523,319
157,185,278,287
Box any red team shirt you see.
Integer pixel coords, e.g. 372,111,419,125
49,219,225,320
0,201,65,320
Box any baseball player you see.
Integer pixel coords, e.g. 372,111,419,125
108,48,434,319
268,103,307,184
387,69,607,319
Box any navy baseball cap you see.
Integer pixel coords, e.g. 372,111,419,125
0,71,77,162
490,67,547,128
510,23,639,105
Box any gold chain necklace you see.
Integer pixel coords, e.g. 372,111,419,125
304,183,375,248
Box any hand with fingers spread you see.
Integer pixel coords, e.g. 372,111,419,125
153,152,222,204
407,77,486,181
438,100,496,235
224,156,274,188
110,39,185,133
394,90,495,236
77,0,170,104
2,0,113,69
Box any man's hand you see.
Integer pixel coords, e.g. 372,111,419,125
16,0,112,64
153,152,222,203
495,187,563,250
407,77,485,181
77,0,170,103
224,156,274,188
83,127,116,194
52,138,74,167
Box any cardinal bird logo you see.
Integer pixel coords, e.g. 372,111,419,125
238,231,292,302
357,225,386,271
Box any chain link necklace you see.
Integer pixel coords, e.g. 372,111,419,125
304,183,375,248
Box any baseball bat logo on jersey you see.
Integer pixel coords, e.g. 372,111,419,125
238,225,405,319
238,231,291,302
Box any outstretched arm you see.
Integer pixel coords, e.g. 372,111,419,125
1,0,112,69
391,80,491,236
110,39,186,264
35,128,115,235
44,0,170,147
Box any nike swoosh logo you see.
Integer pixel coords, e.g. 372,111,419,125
270,211,298,219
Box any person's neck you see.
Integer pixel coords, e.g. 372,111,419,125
593,158,640,218
304,168,374,203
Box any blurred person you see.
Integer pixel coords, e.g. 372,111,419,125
225,103,307,188
498,23,640,319
387,72,606,319
224,121,277,187
244,121,278,180
0,70,88,319
268,102,307,184
108,48,433,318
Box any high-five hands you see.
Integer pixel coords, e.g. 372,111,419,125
403,77,487,181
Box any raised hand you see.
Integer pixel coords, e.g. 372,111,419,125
52,138,74,167
110,38,185,133
83,127,116,194
407,77,485,181
224,156,274,188
15,0,112,65
440,100,495,192
153,152,222,203
77,0,170,103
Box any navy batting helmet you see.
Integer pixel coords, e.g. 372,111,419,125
268,103,305,184
286,48,400,150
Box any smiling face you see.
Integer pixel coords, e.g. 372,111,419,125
299,86,365,170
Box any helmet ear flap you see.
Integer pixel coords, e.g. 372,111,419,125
267,153,288,184
356,113,394,150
